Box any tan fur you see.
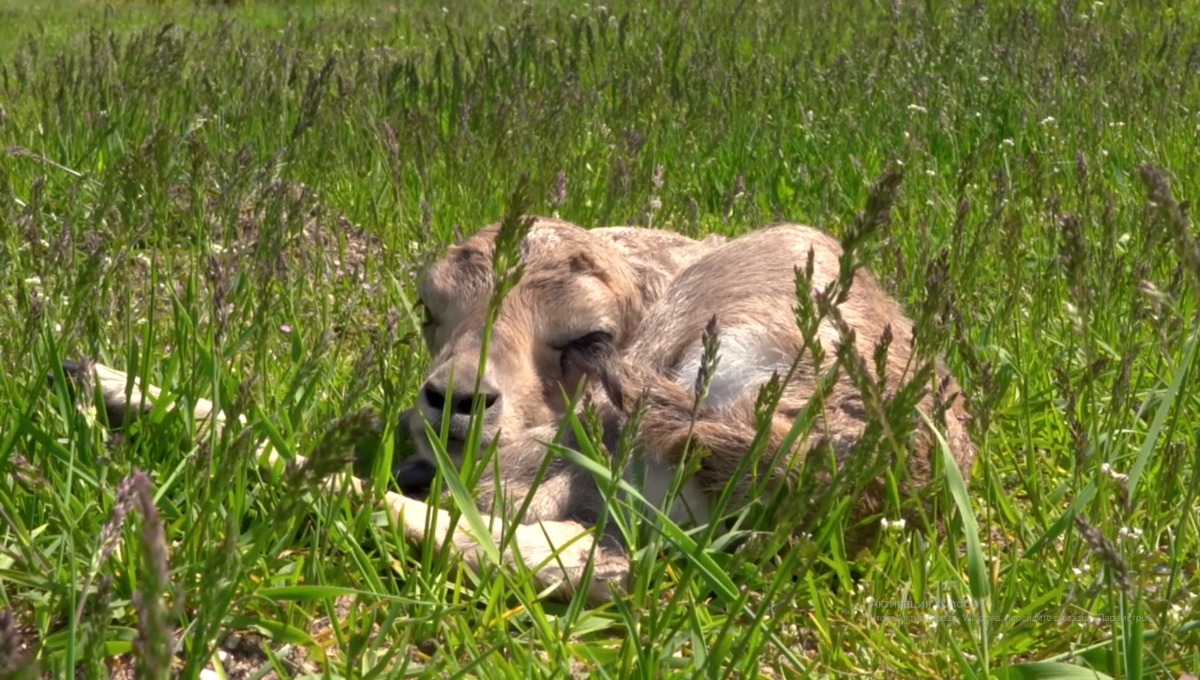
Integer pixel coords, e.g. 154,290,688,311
564,225,975,548
406,219,974,585
63,219,975,605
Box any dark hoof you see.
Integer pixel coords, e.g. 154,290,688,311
48,359,128,429
51,359,95,394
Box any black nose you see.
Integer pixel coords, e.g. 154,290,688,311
420,380,503,440
395,458,437,500
422,384,500,416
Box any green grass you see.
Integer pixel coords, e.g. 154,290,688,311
2,0,1199,676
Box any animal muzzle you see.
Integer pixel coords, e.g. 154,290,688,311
395,457,438,500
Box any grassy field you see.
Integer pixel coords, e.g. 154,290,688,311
2,0,1199,677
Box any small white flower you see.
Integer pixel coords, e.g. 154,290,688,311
1002,138,1015,147
1101,462,1130,482
1040,116,1056,125
907,104,928,113
1117,526,1143,540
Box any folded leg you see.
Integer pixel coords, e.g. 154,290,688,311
56,359,628,605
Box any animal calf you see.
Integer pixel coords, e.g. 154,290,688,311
61,219,974,605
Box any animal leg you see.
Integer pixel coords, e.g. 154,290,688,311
54,359,628,605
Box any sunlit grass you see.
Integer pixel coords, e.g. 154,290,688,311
1,0,1198,677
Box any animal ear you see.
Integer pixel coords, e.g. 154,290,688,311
568,252,601,276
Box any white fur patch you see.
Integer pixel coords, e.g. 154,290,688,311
673,325,792,409
625,458,711,526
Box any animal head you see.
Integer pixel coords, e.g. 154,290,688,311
397,217,716,498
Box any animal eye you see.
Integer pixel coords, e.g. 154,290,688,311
555,331,614,355
556,331,615,389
